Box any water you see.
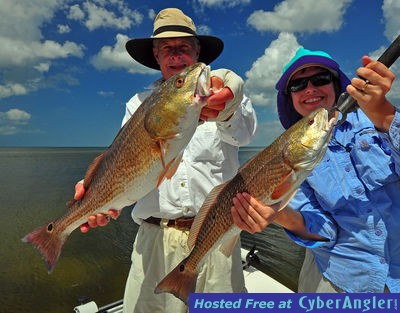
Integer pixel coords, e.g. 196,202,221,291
0,147,304,313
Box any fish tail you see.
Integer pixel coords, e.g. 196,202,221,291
154,259,197,305
22,222,68,273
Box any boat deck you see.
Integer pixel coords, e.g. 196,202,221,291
73,247,293,312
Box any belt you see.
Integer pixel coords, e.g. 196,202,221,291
143,216,194,231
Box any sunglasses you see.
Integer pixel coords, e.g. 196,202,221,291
287,72,334,93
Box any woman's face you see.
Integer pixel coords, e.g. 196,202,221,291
288,66,336,118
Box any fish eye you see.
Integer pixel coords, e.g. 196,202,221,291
175,77,185,88
308,118,315,125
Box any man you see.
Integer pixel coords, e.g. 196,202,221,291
76,8,257,313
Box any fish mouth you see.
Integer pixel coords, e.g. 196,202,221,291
195,65,211,102
327,110,338,132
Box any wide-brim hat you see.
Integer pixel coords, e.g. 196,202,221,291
126,8,224,70
275,48,351,129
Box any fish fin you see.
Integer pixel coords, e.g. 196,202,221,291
164,152,183,180
156,152,183,187
155,139,167,168
66,199,76,208
187,182,229,249
271,170,297,200
64,152,107,208
219,232,240,257
22,222,69,273
83,152,107,189
276,189,298,212
154,258,197,305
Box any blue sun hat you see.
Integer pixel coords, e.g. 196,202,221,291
275,48,351,129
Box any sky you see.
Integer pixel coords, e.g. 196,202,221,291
0,0,399,147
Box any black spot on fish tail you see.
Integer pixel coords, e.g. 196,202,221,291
47,223,54,232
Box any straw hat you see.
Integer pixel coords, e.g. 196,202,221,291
125,8,224,70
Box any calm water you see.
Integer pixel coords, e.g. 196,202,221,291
0,147,304,313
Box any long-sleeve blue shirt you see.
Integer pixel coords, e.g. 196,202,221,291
287,108,400,293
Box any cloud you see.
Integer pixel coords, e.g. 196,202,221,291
0,0,85,99
91,34,157,75
98,90,115,97
67,0,143,31
0,108,31,135
0,83,28,99
1,108,31,122
382,0,400,41
34,63,51,73
195,0,251,8
57,24,71,34
247,0,351,33
244,33,301,106
251,119,285,147
197,25,212,35
67,4,85,21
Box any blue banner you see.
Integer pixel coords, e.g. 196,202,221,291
189,293,399,313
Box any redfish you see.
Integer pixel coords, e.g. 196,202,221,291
22,63,211,273
155,108,338,304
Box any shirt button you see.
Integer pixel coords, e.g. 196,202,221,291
360,140,370,151
380,258,386,264
355,187,364,194
375,229,382,236
180,182,186,187
345,165,351,172
183,207,189,213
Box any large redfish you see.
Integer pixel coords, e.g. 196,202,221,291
22,63,211,273
155,108,337,304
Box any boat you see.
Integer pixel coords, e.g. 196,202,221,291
73,245,293,313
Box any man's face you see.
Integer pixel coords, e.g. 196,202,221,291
153,37,200,80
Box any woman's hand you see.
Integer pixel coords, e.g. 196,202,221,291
231,192,279,234
347,56,396,132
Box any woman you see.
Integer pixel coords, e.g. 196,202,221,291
232,48,400,292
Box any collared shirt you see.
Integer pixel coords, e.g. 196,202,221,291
287,108,400,292
121,69,257,224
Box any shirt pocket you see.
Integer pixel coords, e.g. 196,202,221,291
306,157,348,209
188,123,224,163
350,130,397,190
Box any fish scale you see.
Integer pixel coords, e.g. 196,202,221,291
22,62,211,273
155,107,338,304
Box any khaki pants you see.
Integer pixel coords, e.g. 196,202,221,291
123,221,245,313
298,249,344,292
298,249,390,293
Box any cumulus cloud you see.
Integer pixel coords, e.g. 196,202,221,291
0,83,28,99
0,0,85,99
57,24,71,34
382,0,400,41
244,33,301,106
247,0,351,33
67,0,143,31
1,108,31,122
91,34,156,75
0,108,31,135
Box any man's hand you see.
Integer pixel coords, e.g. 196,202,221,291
200,76,234,121
74,181,120,233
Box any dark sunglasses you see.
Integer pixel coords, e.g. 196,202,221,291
287,72,334,93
